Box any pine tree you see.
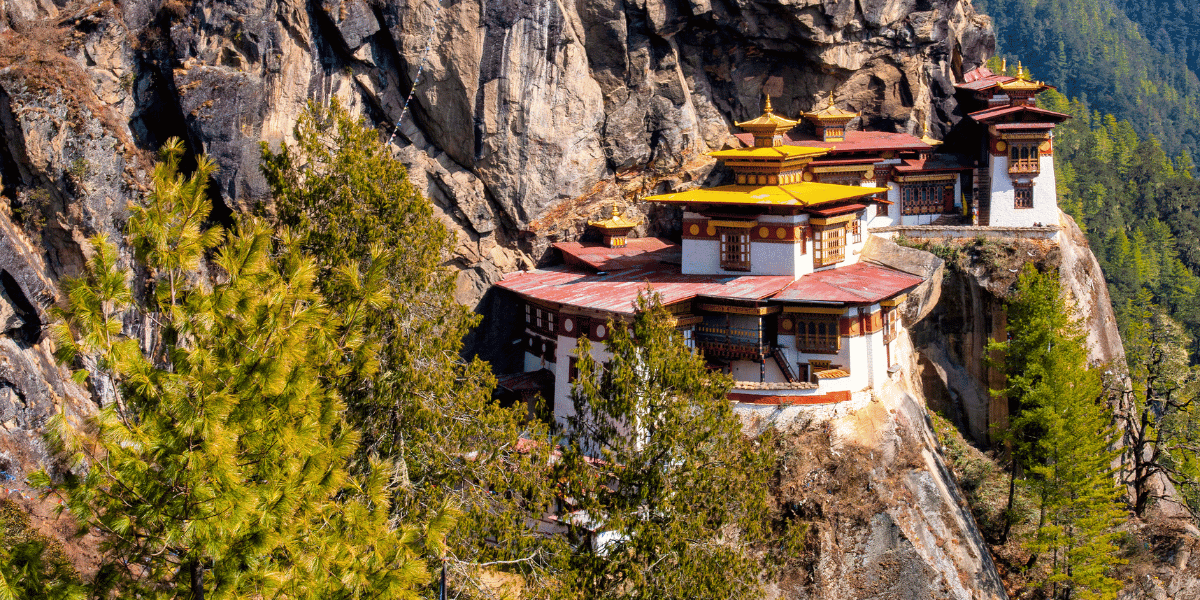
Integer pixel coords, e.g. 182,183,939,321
261,101,564,593
558,293,774,600
35,140,443,599
997,266,1127,600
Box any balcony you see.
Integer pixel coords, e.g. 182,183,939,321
696,325,768,360
1007,161,1039,175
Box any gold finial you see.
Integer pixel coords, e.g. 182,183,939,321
611,204,620,217
1017,61,1025,79
1001,58,1007,73
764,95,774,114
828,90,835,108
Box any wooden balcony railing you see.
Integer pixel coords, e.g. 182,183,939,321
696,326,767,360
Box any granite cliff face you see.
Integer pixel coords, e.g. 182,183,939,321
2,0,996,305
0,0,1081,597
0,0,994,478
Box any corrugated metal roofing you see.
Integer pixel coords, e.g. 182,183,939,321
495,264,794,314
809,203,867,217
772,262,924,303
499,244,926,314
968,105,1070,123
993,122,1060,130
894,155,975,172
554,238,678,271
735,130,932,153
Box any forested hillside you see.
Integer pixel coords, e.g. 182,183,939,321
976,0,1200,157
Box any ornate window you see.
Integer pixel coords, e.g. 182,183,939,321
719,227,751,271
1014,183,1033,209
901,183,945,215
851,215,862,243
795,315,840,354
1008,143,1040,174
813,224,846,267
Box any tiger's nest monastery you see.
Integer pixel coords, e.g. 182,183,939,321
492,65,1067,424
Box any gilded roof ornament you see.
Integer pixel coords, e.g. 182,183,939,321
588,205,641,230
918,121,943,146
803,91,859,122
734,95,800,137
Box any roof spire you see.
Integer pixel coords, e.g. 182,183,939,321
764,95,774,114
1017,61,1025,79
1001,58,1007,74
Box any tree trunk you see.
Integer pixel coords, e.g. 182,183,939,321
189,560,204,600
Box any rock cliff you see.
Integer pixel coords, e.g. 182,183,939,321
11,0,1188,598
0,0,994,500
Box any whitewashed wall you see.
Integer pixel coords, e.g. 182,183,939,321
987,154,1059,227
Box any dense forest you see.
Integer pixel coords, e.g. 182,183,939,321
976,0,1200,158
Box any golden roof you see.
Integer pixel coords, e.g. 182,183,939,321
803,92,859,122
643,181,888,208
588,205,640,230
998,62,1047,93
708,145,829,160
734,96,800,137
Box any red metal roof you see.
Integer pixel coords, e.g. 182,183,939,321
555,238,678,271
962,66,998,84
894,155,974,173
772,262,924,303
495,263,794,314
969,105,1070,123
734,130,931,154
496,369,555,392
993,121,1060,131
809,203,867,217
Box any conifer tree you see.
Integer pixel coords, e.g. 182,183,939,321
1121,294,1200,518
261,102,563,593
37,140,443,599
997,266,1127,600
559,293,774,600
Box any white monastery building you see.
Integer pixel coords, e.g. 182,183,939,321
492,66,1068,423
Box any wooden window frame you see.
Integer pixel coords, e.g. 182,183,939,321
1008,143,1040,175
794,315,840,354
901,183,947,216
1014,183,1034,209
813,224,846,268
718,227,751,271
882,306,899,344
851,215,862,244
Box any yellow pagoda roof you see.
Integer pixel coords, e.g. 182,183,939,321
644,182,888,208
708,145,830,160
588,205,641,230
998,62,1048,92
803,92,859,122
734,96,799,136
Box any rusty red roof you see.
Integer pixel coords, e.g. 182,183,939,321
496,263,794,314
809,203,867,217
962,66,997,84
969,105,1070,123
894,155,974,173
555,238,678,271
993,121,1060,131
734,130,931,154
773,262,924,303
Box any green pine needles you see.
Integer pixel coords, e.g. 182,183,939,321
561,293,774,600
992,265,1128,600
37,139,444,599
